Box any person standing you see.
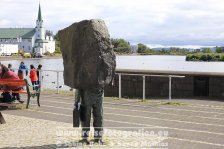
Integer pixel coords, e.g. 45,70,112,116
29,65,38,90
18,61,28,79
36,64,42,86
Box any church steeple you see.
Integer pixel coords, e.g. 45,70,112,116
37,3,42,21
36,2,44,40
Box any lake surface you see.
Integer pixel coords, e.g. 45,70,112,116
1,55,224,90
116,55,224,74
1,58,66,90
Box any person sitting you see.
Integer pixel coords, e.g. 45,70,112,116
8,63,14,72
0,65,24,103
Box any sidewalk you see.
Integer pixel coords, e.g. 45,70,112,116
0,114,164,149
1,94,224,149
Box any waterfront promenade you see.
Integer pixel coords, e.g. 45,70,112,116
1,94,224,148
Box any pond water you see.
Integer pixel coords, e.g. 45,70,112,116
1,55,224,90
1,58,65,90
116,55,224,74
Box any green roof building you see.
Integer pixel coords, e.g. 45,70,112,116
0,3,55,56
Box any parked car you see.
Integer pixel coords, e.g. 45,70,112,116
23,53,31,58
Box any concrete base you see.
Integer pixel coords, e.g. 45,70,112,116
105,75,224,99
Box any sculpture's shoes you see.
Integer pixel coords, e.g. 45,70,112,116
18,100,24,104
94,138,105,145
79,139,90,145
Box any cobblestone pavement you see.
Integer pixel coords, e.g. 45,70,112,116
0,114,165,149
1,94,224,149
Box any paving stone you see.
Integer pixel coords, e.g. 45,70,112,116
0,114,164,148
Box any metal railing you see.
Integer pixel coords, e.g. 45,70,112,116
117,73,185,101
11,68,64,94
40,69,64,94
12,68,185,99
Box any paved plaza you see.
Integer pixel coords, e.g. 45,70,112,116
1,94,224,149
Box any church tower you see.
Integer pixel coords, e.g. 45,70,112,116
33,2,55,56
35,3,45,40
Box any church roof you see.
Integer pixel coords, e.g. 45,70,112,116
38,3,42,21
0,28,35,39
35,39,48,43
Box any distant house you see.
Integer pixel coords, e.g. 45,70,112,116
0,3,55,56
194,49,202,52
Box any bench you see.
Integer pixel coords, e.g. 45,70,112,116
0,79,40,109
0,79,40,124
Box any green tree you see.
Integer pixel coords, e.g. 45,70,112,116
216,47,224,53
111,38,131,53
202,48,212,53
54,32,61,54
137,43,151,53
54,32,59,40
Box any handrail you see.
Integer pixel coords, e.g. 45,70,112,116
116,73,185,101
116,73,185,78
10,68,185,98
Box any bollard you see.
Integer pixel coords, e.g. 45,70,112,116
169,76,172,100
57,71,59,94
119,74,121,99
142,75,145,101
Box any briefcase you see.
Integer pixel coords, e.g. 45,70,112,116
73,103,80,127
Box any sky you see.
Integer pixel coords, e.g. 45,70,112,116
1,0,224,47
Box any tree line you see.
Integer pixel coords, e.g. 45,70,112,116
54,33,224,60
111,38,191,55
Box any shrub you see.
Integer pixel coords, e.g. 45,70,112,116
206,54,213,61
186,53,224,62
221,55,224,61
44,51,55,56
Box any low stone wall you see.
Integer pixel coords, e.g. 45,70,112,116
209,76,224,98
105,75,224,99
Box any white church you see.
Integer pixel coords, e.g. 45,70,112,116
0,4,55,56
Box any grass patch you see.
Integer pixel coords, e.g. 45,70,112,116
136,99,186,106
41,88,75,96
112,97,120,100
160,101,186,106
137,99,161,104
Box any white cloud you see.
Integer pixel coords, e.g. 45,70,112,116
1,0,224,46
0,19,11,27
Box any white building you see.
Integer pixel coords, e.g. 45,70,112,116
130,45,138,53
0,3,55,56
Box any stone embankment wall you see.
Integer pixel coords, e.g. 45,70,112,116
105,74,224,99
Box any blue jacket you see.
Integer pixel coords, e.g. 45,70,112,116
18,64,28,75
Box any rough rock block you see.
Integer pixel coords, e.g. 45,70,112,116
59,19,116,89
